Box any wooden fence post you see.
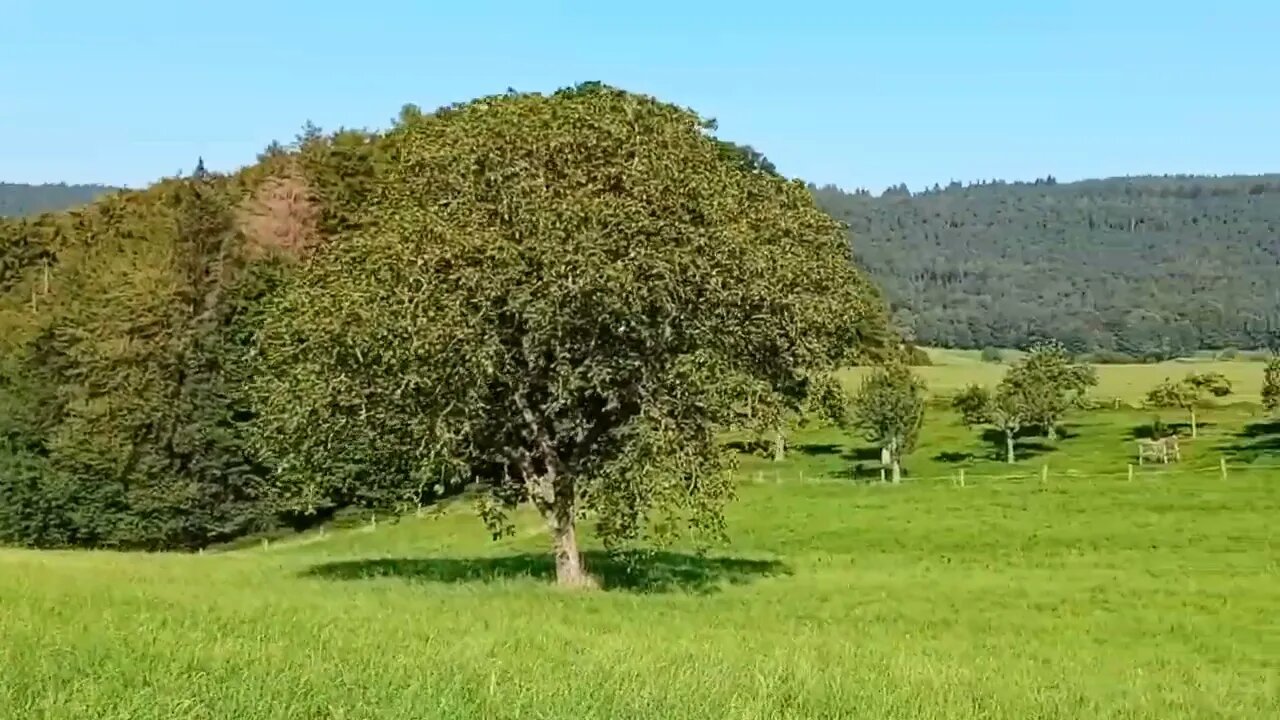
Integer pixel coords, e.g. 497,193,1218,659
880,467,887,484
959,468,966,488
1127,464,1134,482
1220,457,1228,481
1041,464,1049,483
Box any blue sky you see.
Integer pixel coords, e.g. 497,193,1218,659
2,1,1276,191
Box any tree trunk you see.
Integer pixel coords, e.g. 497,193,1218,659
888,437,902,483
1189,408,1197,438
1005,430,1016,464
550,512,590,588
523,443,596,589
1046,424,1058,441
772,428,786,462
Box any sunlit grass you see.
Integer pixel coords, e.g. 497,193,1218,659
838,350,1269,405
1,407,1278,719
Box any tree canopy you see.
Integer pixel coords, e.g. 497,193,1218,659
850,364,926,482
247,84,890,586
1004,340,1097,440
1264,358,1279,414
1145,372,1233,438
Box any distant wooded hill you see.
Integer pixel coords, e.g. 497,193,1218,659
0,182,116,217
811,175,1280,357
7,170,1279,357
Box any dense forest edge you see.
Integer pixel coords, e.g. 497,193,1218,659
0,85,895,558
811,175,1280,357
7,173,1279,357
0,182,117,217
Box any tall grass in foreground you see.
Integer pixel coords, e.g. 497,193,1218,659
2,408,1278,719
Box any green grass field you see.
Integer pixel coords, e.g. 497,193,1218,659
839,349,1270,405
3,404,1278,719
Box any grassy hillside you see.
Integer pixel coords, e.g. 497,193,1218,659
4,406,1277,719
842,350,1270,405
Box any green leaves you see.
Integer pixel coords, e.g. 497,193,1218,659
250,85,890,557
1264,357,1279,413
851,364,925,480
1146,372,1233,411
1003,340,1097,437
851,364,926,454
1144,371,1232,437
0,171,278,549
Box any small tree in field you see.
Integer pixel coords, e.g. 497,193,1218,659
1145,372,1232,438
1263,357,1279,414
1005,340,1097,440
851,364,926,483
745,374,850,462
952,381,1028,463
250,84,889,588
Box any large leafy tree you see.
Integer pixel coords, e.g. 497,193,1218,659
1145,372,1232,438
1004,340,1097,440
250,83,889,587
851,364,926,483
952,380,1030,463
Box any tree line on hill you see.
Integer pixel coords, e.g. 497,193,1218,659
0,85,893,587
11,172,1280,360
0,182,116,217
810,176,1280,357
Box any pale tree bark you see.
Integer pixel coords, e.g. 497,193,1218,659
1189,407,1198,438
772,427,787,462
888,438,902,484
543,466,594,589
1005,430,1016,464
515,398,596,589
1046,424,1058,441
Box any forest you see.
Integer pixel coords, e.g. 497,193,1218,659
812,175,1280,356
0,182,115,217
7,174,1278,358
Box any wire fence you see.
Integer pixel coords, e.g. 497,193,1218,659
742,459,1279,488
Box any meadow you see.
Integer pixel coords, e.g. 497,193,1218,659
837,348,1269,405
2,379,1278,719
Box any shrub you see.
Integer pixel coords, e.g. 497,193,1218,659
905,345,933,366
1083,350,1140,365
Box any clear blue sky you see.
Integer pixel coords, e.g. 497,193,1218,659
3,1,1277,191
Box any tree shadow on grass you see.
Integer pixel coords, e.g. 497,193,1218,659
1130,421,1206,440
724,439,765,455
793,442,843,456
934,450,977,463
1221,420,1280,463
843,446,883,462
304,551,791,595
978,429,1055,461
